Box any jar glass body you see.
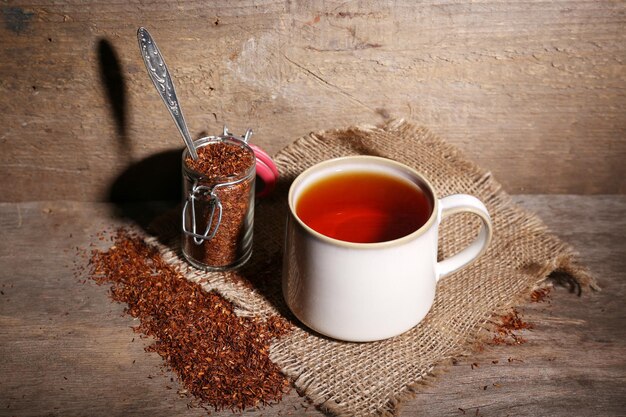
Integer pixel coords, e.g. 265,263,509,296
181,136,256,271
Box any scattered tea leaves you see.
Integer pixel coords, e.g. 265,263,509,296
88,228,291,412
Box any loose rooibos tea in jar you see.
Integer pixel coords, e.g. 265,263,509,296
182,130,256,271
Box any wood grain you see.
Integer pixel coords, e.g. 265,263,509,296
0,1,625,201
0,196,624,416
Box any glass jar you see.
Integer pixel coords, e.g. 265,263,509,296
181,134,256,271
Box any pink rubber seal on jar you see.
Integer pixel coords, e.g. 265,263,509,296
249,144,279,198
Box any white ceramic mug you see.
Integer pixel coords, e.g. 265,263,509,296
282,156,493,342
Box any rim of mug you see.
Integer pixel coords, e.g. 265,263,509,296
288,155,440,249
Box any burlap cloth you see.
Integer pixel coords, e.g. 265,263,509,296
151,119,596,416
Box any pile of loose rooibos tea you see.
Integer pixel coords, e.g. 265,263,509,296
88,228,291,411
183,141,256,269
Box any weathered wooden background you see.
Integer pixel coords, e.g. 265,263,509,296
1,1,625,201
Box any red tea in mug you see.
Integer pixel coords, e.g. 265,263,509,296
295,171,432,243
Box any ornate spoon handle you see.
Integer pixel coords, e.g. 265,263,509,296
137,27,198,160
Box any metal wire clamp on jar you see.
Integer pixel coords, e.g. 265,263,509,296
181,127,256,271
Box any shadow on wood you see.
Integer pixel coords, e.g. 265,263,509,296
107,149,181,229
97,38,131,159
547,270,583,296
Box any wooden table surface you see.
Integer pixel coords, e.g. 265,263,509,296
1,195,625,417
2,2,625,201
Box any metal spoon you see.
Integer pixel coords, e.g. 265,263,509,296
137,27,199,160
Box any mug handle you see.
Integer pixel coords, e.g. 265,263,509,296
436,194,493,281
